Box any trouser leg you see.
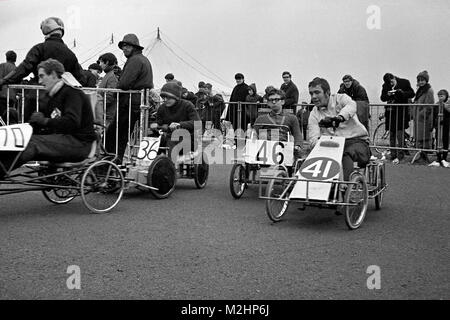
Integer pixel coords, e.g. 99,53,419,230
342,139,371,181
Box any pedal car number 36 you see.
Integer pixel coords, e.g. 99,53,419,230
300,157,340,180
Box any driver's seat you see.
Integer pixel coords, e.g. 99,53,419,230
39,140,97,168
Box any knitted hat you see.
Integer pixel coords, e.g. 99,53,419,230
40,17,64,37
88,63,102,72
198,81,206,88
235,73,244,80
160,82,182,100
118,34,144,50
417,70,429,82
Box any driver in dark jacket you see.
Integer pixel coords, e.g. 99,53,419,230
0,59,96,178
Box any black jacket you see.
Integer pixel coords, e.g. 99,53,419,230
280,81,299,109
156,99,200,132
337,80,369,102
2,35,83,85
81,70,97,88
226,82,250,128
118,50,153,110
380,77,415,130
42,84,96,143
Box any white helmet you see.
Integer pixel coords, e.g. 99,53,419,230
40,17,65,37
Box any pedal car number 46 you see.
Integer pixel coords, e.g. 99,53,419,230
299,157,340,180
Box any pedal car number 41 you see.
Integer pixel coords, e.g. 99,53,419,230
299,157,340,180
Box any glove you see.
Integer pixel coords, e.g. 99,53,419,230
319,116,344,128
29,112,49,126
169,122,180,131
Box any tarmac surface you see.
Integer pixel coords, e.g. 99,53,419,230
0,155,449,299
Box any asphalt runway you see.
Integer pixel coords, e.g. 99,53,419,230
0,160,449,299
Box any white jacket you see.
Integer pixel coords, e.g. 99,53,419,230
308,93,369,147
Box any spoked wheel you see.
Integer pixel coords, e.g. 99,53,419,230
194,153,209,189
43,188,76,204
80,160,124,214
266,170,291,222
229,163,246,199
147,155,177,199
372,122,390,156
375,165,385,210
40,168,78,204
344,173,368,230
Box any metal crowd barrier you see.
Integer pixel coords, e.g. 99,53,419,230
3,86,447,162
369,103,447,159
1,84,149,161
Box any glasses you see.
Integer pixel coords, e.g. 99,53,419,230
268,98,282,103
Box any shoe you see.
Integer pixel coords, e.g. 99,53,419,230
370,155,377,161
392,158,399,165
222,144,232,149
428,161,440,167
441,160,450,168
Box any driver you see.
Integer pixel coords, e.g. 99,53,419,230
253,87,303,158
0,58,96,179
307,77,370,180
150,82,200,158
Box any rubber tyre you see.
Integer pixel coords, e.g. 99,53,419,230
344,173,368,230
42,189,76,204
194,154,209,189
229,163,246,199
372,122,390,156
266,170,290,222
375,165,385,210
147,155,177,199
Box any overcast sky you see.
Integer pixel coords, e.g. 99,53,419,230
1,0,449,101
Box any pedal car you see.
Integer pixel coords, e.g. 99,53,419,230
229,123,301,198
259,135,387,230
122,114,209,199
0,123,125,213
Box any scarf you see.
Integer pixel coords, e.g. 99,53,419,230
415,83,431,102
48,80,64,97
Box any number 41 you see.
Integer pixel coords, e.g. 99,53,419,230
302,160,333,178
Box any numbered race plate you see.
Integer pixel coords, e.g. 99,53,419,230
244,138,293,166
290,136,345,201
135,136,161,166
0,123,33,152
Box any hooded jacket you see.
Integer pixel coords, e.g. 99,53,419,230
245,83,263,103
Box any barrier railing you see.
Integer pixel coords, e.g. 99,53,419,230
369,103,446,160
1,84,148,162
2,86,447,163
